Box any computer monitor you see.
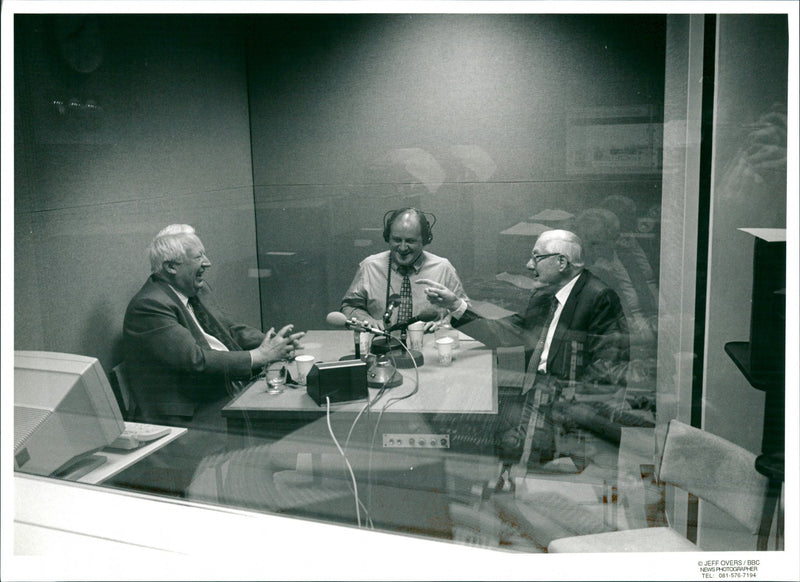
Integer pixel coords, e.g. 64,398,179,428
14,351,125,478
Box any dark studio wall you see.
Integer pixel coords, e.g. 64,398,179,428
14,13,667,370
14,14,260,372
245,14,667,330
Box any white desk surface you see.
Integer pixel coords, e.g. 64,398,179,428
223,329,497,417
75,424,187,485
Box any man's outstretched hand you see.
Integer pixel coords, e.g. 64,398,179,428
416,278,460,312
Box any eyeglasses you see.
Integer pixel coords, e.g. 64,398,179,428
530,253,561,265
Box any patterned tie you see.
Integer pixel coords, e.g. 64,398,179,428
521,295,559,395
188,296,240,351
397,274,413,324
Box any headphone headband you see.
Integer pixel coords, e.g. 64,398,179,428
382,207,437,245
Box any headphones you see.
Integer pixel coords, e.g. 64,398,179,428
382,207,437,245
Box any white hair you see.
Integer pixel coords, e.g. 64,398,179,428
156,224,196,237
148,224,201,274
536,229,585,268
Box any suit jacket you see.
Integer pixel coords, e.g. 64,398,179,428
454,270,629,391
123,274,265,424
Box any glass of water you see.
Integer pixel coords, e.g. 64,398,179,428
265,360,288,394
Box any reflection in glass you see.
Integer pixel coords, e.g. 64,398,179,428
11,12,788,561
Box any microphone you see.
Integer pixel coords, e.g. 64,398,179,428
326,312,389,336
383,294,401,326
386,312,438,333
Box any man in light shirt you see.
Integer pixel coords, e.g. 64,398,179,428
341,207,469,332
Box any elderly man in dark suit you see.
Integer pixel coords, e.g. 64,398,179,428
120,225,304,494
124,224,304,430
418,229,629,477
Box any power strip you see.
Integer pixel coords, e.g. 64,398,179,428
383,433,450,449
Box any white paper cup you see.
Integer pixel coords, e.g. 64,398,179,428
407,321,425,351
294,354,316,385
434,337,454,366
435,325,460,350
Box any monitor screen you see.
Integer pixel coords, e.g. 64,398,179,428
14,351,125,477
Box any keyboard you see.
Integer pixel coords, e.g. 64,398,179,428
108,422,171,450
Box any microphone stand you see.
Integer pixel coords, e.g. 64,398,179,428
371,319,424,369
339,318,386,361
339,325,365,361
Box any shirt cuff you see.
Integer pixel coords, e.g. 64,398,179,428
450,299,468,320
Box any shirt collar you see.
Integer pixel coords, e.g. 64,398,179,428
391,252,425,275
554,272,581,305
168,284,191,307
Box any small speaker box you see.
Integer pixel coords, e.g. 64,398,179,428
306,360,368,406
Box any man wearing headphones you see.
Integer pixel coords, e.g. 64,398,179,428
341,208,470,331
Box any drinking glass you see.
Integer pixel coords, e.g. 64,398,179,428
407,321,425,351
265,360,288,394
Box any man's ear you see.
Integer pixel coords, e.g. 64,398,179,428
163,261,178,275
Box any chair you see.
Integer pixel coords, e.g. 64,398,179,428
547,419,770,552
109,362,138,420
